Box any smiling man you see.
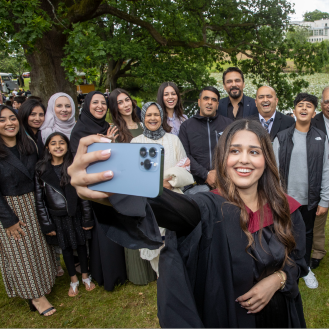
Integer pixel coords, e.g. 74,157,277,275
218,67,258,120
251,86,295,141
273,92,329,290
179,87,232,189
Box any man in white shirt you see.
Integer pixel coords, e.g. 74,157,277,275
251,86,295,141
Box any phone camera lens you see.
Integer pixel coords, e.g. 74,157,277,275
144,159,152,170
149,147,157,158
140,147,147,158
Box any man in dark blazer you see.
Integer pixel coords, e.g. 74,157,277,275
217,67,258,120
310,86,329,270
251,86,295,142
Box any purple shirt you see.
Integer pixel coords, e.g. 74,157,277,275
167,112,188,136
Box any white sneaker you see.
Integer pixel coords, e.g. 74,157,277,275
303,268,318,289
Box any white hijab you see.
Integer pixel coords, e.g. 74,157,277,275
40,92,76,144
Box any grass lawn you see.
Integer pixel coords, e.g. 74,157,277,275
1,220,329,327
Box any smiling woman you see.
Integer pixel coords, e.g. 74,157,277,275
18,99,46,158
40,93,76,144
67,119,308,328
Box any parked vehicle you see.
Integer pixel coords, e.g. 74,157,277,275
22,72,30,78
0,73,19,93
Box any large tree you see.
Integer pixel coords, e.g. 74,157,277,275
303,10,329,22
0,0,328,111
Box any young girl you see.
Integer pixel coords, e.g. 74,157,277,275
35,132,95,297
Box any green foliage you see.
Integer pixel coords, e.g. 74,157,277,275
0,0,327,109
0,48,29,75
303,10,329,22
286,26,310,43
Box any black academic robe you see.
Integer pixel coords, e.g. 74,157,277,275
98,190,307,328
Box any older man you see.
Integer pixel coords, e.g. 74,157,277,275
251,86,295,141
310,86,329,270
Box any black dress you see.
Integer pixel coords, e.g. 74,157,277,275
98,190,308,328
45,164,92,250
89,202,127,291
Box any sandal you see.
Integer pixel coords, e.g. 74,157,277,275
82,275,95,291
68,280,79,297
56,267,64,277
28,300,56,316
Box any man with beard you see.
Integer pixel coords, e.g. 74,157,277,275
310,86,329,270
251,86,295,142
218,67,258,120
179,86,232,191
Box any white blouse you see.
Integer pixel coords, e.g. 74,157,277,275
130,133,187,171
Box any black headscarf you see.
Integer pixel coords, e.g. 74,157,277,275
70,91,109,155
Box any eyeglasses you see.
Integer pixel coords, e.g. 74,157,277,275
323,100,329,105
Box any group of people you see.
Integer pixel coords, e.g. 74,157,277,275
0,65,328,327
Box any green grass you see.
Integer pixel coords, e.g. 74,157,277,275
1,223,329,327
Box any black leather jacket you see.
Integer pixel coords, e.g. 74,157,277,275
35,164,94,234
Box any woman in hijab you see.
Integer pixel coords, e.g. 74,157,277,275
131,102,194,276
40,93,76,144
70,91,126,291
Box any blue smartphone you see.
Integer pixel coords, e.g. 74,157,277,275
86,143,164,198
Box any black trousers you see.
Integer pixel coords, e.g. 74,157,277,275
62,245,89,277
299,205,317,267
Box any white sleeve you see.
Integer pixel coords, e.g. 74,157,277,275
319,142,329,208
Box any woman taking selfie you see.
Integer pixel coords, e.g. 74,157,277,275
40,92,76,143
68,119,307,328
157,82,187,136
0,105,57,316
108,89,156,285
35,132,95,297
18,99,46,158
70,91,126,291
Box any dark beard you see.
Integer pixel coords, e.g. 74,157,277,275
229,88,242,99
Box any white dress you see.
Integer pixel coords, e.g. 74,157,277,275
131,133,188,276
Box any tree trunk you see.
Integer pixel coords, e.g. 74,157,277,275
105,58,124,91
24,28,79,119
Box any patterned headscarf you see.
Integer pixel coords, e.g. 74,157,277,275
141,102,166,140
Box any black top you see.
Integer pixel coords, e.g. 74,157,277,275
312,112,327,137
227,97,244,121
218,94,258,119
52,163,63,181
0,143,38,228
99,190,307,328
178,111,232,184
8,145,20,159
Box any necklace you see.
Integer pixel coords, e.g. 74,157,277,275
127,122,138,129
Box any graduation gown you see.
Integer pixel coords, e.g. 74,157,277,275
98,190,307,328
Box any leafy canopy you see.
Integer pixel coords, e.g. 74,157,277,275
303,10,329,22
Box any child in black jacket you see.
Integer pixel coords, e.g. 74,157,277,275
35,132,95,297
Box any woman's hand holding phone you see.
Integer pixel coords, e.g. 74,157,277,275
68,135,114,203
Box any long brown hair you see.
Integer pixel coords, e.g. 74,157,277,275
214,119,296,266
108,88,140,143
157,82,185,133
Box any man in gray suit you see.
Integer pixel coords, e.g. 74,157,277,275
217,67,258,120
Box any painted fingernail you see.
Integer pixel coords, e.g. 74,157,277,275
104,170,113,178
100,137,112,143
247,312,251,314
101,149,111,155
235,299,238,302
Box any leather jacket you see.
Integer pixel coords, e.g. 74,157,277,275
35,163,94,234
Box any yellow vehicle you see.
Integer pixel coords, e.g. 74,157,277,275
75,71,95,94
